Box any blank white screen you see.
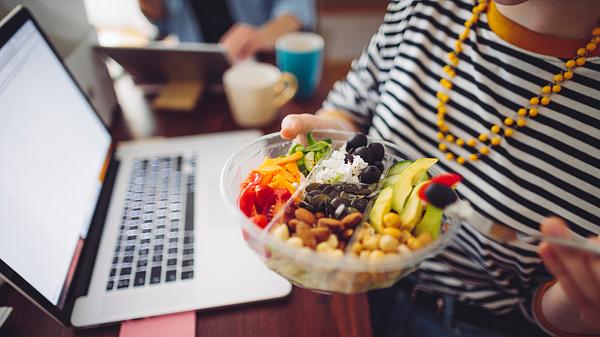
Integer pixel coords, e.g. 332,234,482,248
0,21,111,305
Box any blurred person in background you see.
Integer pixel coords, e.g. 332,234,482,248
139,0,316,62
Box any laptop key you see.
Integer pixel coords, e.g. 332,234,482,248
166,270,177,282
134,272,146,286
117,279,130,289
150,266,162,284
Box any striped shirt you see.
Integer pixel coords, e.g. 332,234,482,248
323,0,600,326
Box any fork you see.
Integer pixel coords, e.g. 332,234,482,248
445,200,600,256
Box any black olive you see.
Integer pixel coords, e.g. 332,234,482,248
359,165,381,184
354,146,374,164
424,183,457,209
346,133,367,150
351,198,369,211
321,184,336,195
368,143,385,161
306,183,323,192
344,152,354,164
373,161,384,172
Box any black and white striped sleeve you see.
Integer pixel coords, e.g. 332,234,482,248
322,0,417,130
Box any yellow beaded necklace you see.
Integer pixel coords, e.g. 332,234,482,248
435,0,600,165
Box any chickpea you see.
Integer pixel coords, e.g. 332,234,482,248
359,250,371,260
316,242,333,253
398,230,413,244
383,213,401,228
382,227,402,239
407,237,425,251
369,250,385,262
416,233,433,246
286,236,303,248
272,224,290,241
398,244,411,255
351,242,363,254
326,234,339,249
379,234,399,253
362,235,380,251
330,249,344,259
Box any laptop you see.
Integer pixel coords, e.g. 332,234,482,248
0,6,291,328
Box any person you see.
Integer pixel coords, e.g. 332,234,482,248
138,0,316,62
280,0,600,336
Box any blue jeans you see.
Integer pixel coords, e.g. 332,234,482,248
381,290,542,337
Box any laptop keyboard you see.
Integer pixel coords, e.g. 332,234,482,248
106,155,196,291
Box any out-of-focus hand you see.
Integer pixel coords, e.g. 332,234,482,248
538,217,600,333
220,24,270,63
139,0,165,21
280,112,358,143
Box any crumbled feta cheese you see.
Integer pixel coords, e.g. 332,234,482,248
314,150,365,184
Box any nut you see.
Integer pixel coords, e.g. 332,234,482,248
286,237,303,248
295,208,317,225
317,217,344,232
330,249,344,259
340,212,363,228
310,227,331,243
379,234,399,253
382,213,401,228
272,224,290,241
338,241,346,251
288,218,305,232
342,228,354,240
315,212,326,219
398,231,413,244
326,234,339,249
296,221,317,249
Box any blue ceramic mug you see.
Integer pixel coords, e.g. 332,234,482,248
275,32,324,99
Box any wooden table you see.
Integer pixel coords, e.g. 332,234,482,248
0,61,375,337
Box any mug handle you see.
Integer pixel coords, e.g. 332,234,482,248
272,72,298,108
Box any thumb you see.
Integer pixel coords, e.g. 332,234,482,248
280,114,319,140
540,216,571,238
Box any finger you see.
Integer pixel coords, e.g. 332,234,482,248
237,38,262,61
541,218,600,304
539,242,588,306
587,236,600,287
281,114,317,140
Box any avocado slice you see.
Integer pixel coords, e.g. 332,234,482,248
369,186,393,233
391,158,438,213
414,204,443,239
399,181,428,231
388,160,412,176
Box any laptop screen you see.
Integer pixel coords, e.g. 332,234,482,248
0,20,111,307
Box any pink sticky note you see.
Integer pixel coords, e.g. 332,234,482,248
119,311,196,337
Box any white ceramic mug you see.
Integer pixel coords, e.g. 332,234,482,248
223,62,297,127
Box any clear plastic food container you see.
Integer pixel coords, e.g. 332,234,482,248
220,130,461,293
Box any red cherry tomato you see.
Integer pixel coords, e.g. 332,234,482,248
241,172,262,190
274,188,292,202
254,185,276,214
251,214,268,228
238,185,256,217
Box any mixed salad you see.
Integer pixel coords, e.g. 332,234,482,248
237,132,449,262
